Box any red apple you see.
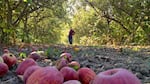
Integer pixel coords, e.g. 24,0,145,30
28,51,41,61
63,80,81,84
60,66,79,82
3,49,10,53
2,53,17,68
16,58,37,75
92,68,141,84
0,62,8,77
23,65,42,83
60,52,72,62
26,66,64,84
68,61,80,70
77,67,96,84
56,58,69,70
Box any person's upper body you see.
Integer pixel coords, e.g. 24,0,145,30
68,28,75,37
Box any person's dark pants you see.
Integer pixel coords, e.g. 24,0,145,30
68,36,73,44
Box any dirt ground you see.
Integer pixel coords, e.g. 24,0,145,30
0,44,150,84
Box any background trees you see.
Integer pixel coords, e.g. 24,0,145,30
71,0,150,45
0,0,149,46
0,0,67,45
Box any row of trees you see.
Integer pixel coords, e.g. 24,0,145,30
71,0,150,45
0,0,68,45
0,0,149,46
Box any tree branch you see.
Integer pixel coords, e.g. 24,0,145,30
12,3,28,26
102,15,131,34
84,0,99,14
28,6,41,14
0,15,3,23
12,0,22,10
84,0,131,34
114,5,132,17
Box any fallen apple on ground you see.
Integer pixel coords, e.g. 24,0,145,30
2,53,17,68
77,67,96,84
3,49,10,53
56,58,69,70
16,58,37,75
26,66,64,84
63,80,81,84
0,62,8,77
60,66,79,82
23,65,42,83
68,61,80,70
60,52,72,62
28,51,41,61
92,68,141,84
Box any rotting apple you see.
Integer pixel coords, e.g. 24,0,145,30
0,62,8,77
16,58,37,75
3,49,10,53
28,51,41,61
26,66,64,84
23,65,42,83
92,68,141,84
77,67,96,84
2,53,17,68
63,80,81,84
60,66,79,82
56,58,69,70
68,61,80,70
60,52,72,62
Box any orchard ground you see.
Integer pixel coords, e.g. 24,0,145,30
0,44,150,84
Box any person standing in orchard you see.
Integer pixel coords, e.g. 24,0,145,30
68,28,75,45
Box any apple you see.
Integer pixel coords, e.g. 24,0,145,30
26,66,64,84
28,51,41,61
3,49,10,53
92,68,141,84
63,80,81,84
73,45,80,52
23,65,42,83
68,61,80,70
16,58,37,75
60,66,79,82
0,56,4,63
0,62,8,77
56,58,69,70
60,52,72,62
77,67,96,84
2,53,17,68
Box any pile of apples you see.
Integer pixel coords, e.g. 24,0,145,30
0,48,142,84
0,49,17,77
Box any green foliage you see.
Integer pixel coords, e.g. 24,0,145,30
0,0,149,45
27,8,63,43
0,0,67,44
70,7,100,45
45,47,61,59
19,52,27,59
69,0,150,45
